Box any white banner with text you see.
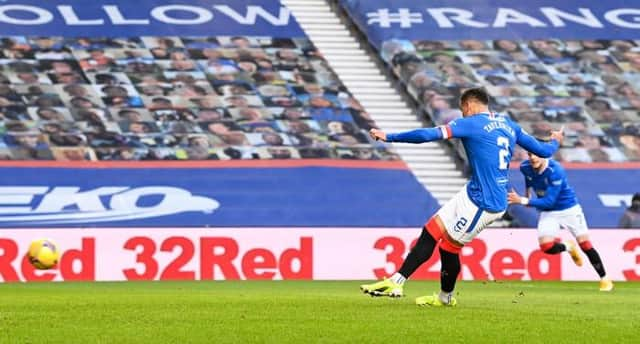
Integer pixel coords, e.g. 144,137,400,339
0,228,638,282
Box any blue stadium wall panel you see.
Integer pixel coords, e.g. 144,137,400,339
341,0,640,48
0,162,440,227
0,0,305,37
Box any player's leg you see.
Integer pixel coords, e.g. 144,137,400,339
415,241,462,307
538,236,566,254
415,242,461,307
413,188,469,306
538,211,582,266
397,216,442,278
360,216,444,297
438,246,460,305
576,234,612,291
360,189,463,298
567,207,613,291
538,211,564,254
416,189,503,307
576,235,605,277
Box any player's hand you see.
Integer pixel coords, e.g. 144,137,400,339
507,189,521,205
550,126,564,145
369,128,387,142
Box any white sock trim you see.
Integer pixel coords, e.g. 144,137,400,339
390,272,406,285
439,291,452,304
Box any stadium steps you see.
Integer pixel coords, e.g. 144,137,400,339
363,107,413,115
338,81,395,87
284,0,332,8
408,162,457,170
282,0,468,206
346,88,399,94
431,192,460,200
423,184,465,192
390,142,440,150
403,156,453,163
353,94,403,101
292,11,335,17
325,55,372,62
412,170,464,178
311,36,356,43
417,177,467,186
328,61,381,68
337,75,387,82
378,123,425,130
369,114,419,120
305,30,353,37
296,24,346,31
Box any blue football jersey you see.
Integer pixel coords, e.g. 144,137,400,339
447,113,522,212
385,112,559,212
519,159,578,211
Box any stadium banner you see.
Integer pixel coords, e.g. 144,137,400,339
0,0,304,37
1,227,639,282
509,167,640,228
340,0,640,48
0,164,439,227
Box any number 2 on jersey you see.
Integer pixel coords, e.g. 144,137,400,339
497,137,509,170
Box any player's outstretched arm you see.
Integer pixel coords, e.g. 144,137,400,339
516,127,564,158
508,184,561,209
526,183,562,209
369,127,445,143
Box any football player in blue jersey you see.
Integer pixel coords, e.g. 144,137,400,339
507,152,613,291
360,87,564,306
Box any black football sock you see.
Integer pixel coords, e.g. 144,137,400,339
439,247,461,293
397,228,437,278
583,248,606,278
541,242,566,254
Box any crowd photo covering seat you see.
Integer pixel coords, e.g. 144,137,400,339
0,35,399,161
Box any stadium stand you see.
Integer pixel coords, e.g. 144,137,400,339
0,35,399,161
378,39,640,163
337,0,640,165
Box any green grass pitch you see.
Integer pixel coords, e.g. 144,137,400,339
0,281,638,343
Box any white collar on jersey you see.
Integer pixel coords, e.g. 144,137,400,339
535,159,549,175
478,112,498,118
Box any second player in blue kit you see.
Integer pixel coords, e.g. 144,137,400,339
509,152,613,291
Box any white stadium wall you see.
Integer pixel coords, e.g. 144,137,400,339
1,228,639,282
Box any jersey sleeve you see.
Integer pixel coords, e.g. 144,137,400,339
514,124,559,158
528,170,563,209
385,117,472,143
447,117,475,138
385,127,444,143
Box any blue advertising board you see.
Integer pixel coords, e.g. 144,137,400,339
0,0,304,37
0,163,440,227
341,0,640,48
